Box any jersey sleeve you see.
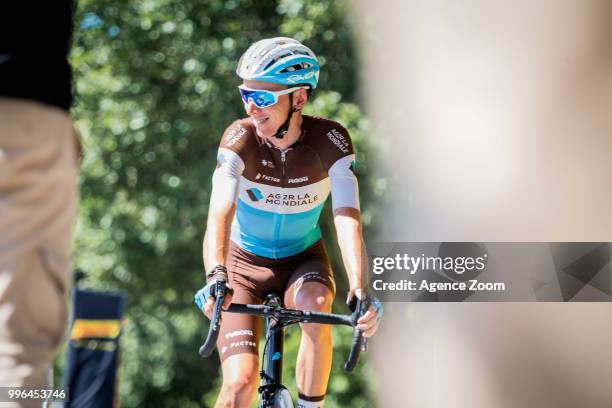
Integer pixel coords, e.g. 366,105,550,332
329,154,360,211
210,120,252,204
318,122,360,211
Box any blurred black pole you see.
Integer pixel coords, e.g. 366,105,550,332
63,289,126,407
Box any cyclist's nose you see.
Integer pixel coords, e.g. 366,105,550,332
245,100,261,116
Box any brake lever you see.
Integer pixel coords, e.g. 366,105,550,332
198,279,230,358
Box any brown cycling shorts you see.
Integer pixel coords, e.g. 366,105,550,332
217,239,336,363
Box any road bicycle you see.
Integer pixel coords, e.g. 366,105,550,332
198,280,369,408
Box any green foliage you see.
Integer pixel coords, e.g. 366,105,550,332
66,0,387,406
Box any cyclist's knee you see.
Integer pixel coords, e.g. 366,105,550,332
293,282,333,313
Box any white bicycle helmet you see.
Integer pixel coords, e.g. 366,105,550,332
236,37,320,89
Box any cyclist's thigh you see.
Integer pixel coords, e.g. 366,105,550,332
218,249,263,363
216,287,262,363
283,242,336,308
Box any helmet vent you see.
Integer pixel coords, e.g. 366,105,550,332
284,60,314,72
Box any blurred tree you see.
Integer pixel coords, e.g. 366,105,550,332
64,0,387,406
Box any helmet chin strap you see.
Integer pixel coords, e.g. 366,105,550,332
274,93,297,139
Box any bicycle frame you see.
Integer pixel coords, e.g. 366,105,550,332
258,294,291,407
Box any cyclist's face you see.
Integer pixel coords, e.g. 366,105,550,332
242,80,292,139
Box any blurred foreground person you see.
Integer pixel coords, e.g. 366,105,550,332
0,1,78,401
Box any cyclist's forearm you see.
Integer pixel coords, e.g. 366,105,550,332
333,207,368,290
203,201,236,272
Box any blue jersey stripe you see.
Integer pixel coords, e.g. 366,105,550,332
232,198,324,259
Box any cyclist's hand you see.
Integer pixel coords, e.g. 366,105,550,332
195,281,234,320
203,288,233,319
194,266,234,320
356,305,380,338
347,288,383,338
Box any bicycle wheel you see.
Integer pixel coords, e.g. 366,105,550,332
259,386,294,408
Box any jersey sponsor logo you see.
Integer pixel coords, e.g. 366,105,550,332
225,125,247,147
296,271,328,285
255,173,281,183
230,340,257,348
327,129,350,154
225,329,254,339
246,188,264,202
288,176,309,184
261,159,275,169
265,193,318,206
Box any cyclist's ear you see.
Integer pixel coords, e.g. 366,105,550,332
292,88,308,111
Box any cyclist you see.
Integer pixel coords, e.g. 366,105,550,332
196,37,382,408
